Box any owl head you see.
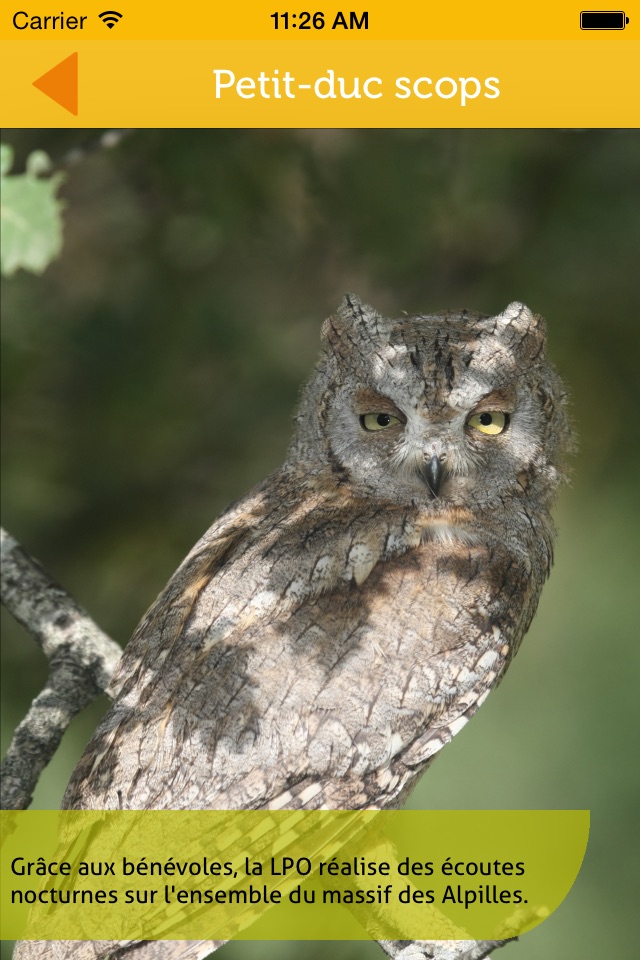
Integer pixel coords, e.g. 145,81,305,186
290,295,573,513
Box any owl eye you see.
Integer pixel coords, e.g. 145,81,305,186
467,411,509,436
360,413,401,432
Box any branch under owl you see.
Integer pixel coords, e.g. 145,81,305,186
0,527,122,810
378,939,515,959
1,528,514,960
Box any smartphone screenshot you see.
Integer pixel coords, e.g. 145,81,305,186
1,4,637,960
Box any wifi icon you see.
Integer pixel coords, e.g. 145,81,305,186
98,10,124,29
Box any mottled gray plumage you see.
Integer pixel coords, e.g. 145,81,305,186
16,296,572,960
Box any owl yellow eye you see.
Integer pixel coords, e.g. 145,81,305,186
467,411,509,436
360,413,401,432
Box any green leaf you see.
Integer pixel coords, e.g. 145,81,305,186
0,145,65,276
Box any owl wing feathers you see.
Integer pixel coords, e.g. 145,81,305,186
64,470,534,814
42,480,532,960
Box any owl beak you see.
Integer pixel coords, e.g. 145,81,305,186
420,454,444,498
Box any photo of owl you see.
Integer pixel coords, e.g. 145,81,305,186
2,130,638,960
12,295,572,960
60,295,571,823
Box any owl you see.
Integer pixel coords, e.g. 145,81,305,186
16,296,572,960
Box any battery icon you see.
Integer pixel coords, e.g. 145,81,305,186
580,11,629,29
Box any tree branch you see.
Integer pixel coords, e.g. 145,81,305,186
0,527,122,810
378,938,515,960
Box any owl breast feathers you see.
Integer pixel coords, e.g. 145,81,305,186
63,295,572,813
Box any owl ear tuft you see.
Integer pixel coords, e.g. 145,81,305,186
495,301,547,355
496,302,542,333
337,293,367,321
321,294,381,349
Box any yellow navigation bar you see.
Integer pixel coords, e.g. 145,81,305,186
1,39,638,126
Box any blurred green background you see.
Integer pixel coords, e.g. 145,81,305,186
1,129,638,960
